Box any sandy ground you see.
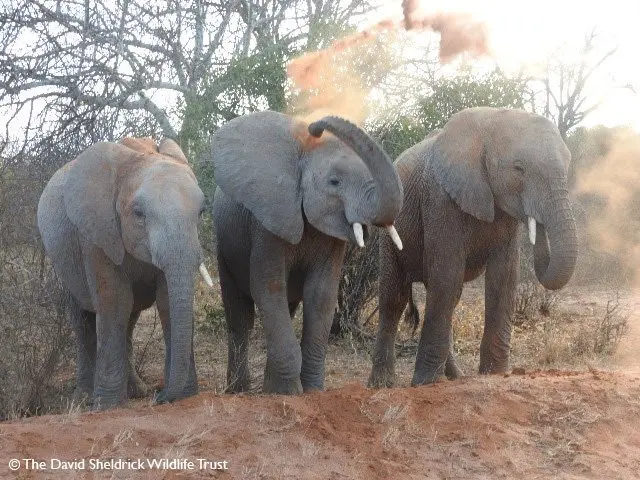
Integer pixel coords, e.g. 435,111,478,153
1,289,639,479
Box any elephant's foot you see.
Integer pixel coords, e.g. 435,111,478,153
127,373,151,399
367,368,396,389
479,352,509,375
154,383,198,404
226,366,251,393
91,392,127,411
262,366,303,394
444,354,464,380
411,366,446,386
478,363,509,375
71,385,93,406
301,375,324,393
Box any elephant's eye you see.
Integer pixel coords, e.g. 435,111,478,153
514,162,525,173
199,207,206,218
329,177,340,187
133,206,145,221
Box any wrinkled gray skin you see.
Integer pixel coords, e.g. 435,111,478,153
212,111,403,394
37,138,207,409
369,107,578,388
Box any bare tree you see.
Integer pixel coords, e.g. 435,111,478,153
538,29,617,139
0,0,374,150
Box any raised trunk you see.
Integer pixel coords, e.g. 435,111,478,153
308,116,403,225
164,268,196,400
532,198,578,290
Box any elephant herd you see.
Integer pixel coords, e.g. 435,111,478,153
37,107,577,410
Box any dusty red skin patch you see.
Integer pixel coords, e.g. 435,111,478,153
120,137,158,155
267,279,283,294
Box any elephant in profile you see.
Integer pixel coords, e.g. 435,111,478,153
37,137,213,409
212,111,404,394
368,107,578,388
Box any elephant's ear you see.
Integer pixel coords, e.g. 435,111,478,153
63,143,126,265
212,111,304,244
431,112,495,223
158,138,189,165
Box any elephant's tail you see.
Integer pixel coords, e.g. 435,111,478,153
403,290,420,334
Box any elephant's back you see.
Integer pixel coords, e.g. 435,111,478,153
37,165,93,309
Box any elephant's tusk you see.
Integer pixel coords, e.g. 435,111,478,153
353,223,365,247
199,263,214,287
387,225,403,251
528,217,536,246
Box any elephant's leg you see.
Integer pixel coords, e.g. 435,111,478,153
251,238,302,395
412,264,464,386
126,311,150,398
69,296,96,403
83,248,133,409
369,260,411,388
217,262,255,393
155,274,198,400
299,249,344,392
445,328,464,380
444,286,464,380
480,234,519,374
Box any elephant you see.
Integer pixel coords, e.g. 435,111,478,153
37,137,213,409
212,111,404,394
368,107,578,388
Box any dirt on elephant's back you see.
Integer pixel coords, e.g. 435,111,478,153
2,371,640,479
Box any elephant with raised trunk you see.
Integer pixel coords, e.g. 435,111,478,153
368,107,578,388
212,111,404,394
38,137,213,409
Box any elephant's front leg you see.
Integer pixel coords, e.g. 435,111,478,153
480,234,519,374
251,239,302,395
300,249,344,391
83,247,133,409
412,262,464,386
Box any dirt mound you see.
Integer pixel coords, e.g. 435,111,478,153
2,370,640,479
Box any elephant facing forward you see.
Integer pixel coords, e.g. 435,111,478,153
38,137,213,409
369,107,578,388
212,111,404,395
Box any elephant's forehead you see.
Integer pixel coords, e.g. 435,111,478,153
307,137,368,169
123,161,202,204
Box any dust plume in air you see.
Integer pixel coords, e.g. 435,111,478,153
286,0,489,126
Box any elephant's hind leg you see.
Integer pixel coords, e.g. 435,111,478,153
219,262,255,393
369,269,411,388
70,296,96,403
126,311,150,398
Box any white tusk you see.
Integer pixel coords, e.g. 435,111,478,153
528,217,536,245
353,222,365,247
387,225,403,250
199,263,214,287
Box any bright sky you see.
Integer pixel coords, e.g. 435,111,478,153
367,0,640,131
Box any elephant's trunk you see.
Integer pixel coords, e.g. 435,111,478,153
532,190,578,290
164,266,197,400
308,116,403,226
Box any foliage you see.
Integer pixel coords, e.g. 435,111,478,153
417,68,529,132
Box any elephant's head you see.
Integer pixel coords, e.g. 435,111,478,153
211,111,404,249
431,107,577,290
62,137,211,399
